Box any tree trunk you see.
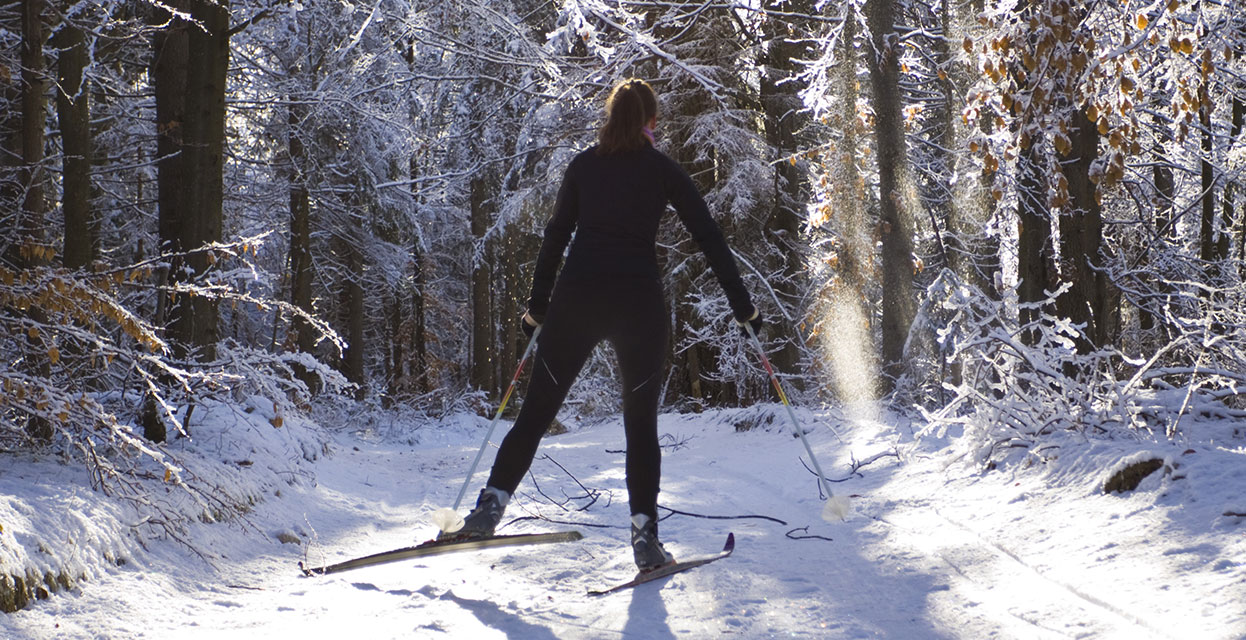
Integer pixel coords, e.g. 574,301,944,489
1222,96,1242,272
1238,98,1246,282
175,0,228,360
287,101,318,389
411,228,429,395
341,229,366,399
498,231,519,396
944,0,999,297
1056,106,1107,352
1198,101,1218,265
1142,111,1175,334
759,0,813,385
470,176,496,395
1016,142,1054,345
144,0,227,440
151,0,187,369
19,0,52,442
866,0,915,390
145,0,189,443
52,20,94,270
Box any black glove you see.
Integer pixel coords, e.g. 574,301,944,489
521,310,543,339
734,306,763,338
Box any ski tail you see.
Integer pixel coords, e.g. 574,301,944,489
587,533,734,596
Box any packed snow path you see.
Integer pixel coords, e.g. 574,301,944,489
3,409,1243,638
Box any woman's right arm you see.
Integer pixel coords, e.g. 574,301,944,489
664,159,755,321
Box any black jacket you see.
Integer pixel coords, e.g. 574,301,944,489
528,143,753,321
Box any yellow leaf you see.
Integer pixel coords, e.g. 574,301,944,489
789,156,797,166
48,346,59,365
1054,134,1072,156
1180,38,1193,55
1136,14,1148,30
270,416,284,428
164,468,172,482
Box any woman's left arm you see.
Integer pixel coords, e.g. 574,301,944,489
527,159,581,319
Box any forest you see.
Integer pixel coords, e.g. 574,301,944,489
1,0,1245,617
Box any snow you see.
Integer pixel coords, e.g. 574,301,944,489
1,402,1244,639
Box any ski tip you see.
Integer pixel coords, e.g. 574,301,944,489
724,532,735,553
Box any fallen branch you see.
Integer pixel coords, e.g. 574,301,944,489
658,505,787,525
785,526,833,542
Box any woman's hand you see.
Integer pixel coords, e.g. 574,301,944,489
734,306,763,338
521,310,543,339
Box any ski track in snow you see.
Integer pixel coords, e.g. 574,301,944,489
2,408,1244,639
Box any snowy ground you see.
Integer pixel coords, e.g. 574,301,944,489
2,402,1244,639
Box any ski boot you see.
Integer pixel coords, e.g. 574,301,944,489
438,487,509,541
631,513,675,571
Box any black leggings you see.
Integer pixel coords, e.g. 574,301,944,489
486,279,668,519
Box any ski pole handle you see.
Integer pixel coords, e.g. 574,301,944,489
452,325,542,511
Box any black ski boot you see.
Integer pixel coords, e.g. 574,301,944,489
438,487,509,541
631,513,674,571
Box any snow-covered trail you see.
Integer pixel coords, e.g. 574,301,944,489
2,409,1243,639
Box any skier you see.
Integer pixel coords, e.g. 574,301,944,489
444,78,762,571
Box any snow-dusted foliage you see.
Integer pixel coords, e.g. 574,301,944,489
911,269,1246,468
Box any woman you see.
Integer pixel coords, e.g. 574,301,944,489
445,78,761,571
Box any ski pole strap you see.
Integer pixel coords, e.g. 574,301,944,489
452,325,542,511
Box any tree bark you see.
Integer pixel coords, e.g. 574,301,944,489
410,221,429,395
175,0,228,360
52,20,94,270
866,0,916,390
1141,111,1175,335
498,230,520,395
287,101,317,389
1198,101,1218,265
1016,142,1054,345
1237,96,1246,282
145,0,189,443
470,176,496,395
1222,96,1242,272
1056,106,1107,352
341,227,366,399
19,0,52,442
759,0,813,384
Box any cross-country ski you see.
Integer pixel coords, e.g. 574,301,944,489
587,532,735,596
299,530,583,577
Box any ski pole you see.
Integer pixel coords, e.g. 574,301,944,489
744,323,850,521
432,326,542,533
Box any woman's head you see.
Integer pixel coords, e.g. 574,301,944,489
598,78,657,155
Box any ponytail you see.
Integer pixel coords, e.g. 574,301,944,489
597,78,658,155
